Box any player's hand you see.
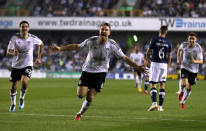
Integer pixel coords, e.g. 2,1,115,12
14,50,19,56
35,58,41,65
137,65,147,74
49,44,60,55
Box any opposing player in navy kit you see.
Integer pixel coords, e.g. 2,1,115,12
7,21,44,112
177,32,203,110
130,45,144,92
49,22,146,120
146,26,171,111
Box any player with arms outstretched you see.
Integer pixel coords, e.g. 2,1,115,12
49,22,146,120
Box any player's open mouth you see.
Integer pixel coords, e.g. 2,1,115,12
101,33,106,36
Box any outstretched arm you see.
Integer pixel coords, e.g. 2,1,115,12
49,44,80,55
122,55,146,73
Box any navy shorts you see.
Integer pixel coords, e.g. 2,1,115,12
78,71,107,92
10,66,32,82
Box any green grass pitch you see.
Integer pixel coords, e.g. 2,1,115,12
0,78,206,131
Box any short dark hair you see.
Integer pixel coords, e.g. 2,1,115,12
100,22,111,30
19,21,29,27
188,32,197,37
160,26,168,34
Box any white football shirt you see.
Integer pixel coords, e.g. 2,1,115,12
130,52,144,66
79,36,125,73
7,33,42,69
179,42,203,73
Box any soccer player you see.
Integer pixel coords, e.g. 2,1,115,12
7,21,44,112
130,45,144,92
177,32,203,110
49,22,146,120
146,26,171,111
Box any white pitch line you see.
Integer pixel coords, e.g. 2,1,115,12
0,112,206,123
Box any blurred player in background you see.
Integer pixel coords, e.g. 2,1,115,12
146,26,171,111
130,45,144,92
7,21,44,112
177,32,203,110
49,22,146,120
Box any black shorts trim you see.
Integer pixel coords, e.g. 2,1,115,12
78,71,107,92
181,68,197,85
134,70,142,78
10,66,32,82
149,81,166,84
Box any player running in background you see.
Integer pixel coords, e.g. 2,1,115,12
130,45,144,92
49,22,146,120
7,21,44,112
177,32,203,110
146,26,171,111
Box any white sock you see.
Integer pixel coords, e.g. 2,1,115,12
78,99,91,115
152,102,157,106
178,80,181,92
138,79,142,87
181,89,191,104
10,92,17,105
180,85,185,92
20,88,27,99
135,76,138,83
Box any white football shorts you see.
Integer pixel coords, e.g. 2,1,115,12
149,62,168,83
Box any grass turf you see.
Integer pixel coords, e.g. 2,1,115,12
0,78,206,131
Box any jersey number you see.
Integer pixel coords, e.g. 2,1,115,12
159,47,165,59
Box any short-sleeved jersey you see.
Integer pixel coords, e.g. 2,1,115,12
149,36,172,63
130,52,144,66
7,33,42,69
79,36,125,73
179,42,203,73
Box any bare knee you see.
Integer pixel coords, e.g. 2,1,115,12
77,94,84,99
77,86,88,99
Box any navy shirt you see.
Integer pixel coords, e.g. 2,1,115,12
149,36,171,63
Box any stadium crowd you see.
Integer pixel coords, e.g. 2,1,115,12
141,0,206,17
1,0,206,17
31,0,206,17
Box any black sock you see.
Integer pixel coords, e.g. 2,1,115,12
145,81,149,91
150,88,157,102
159,88,165,106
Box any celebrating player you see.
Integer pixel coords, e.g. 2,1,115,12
7,21,44,112
177,32,203,110
49,22,146,120
146,26,171,111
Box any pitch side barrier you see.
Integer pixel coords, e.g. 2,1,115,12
1,17,206,31
0,70,204,80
